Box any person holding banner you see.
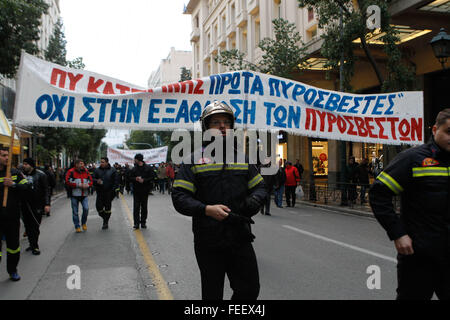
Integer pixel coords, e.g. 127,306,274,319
171,101,267,300
93,157,119,230
369,108,450,300
20,158,50,255
65,160,93,233
128,154,156,229
0,147,30,281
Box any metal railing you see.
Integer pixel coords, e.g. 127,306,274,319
300,182,401,214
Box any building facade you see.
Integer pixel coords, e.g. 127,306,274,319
148,47,193,88
0,0,61,165
184,0,449,185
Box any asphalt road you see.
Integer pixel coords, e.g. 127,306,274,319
0,191,399,300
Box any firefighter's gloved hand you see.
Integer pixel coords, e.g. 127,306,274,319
243,196,262,214
225,212,254,225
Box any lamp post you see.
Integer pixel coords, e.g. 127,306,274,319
430,28,450,70
130,143,153,149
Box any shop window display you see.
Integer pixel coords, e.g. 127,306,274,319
312,140,328,176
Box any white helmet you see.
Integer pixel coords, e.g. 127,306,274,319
199,101,235,131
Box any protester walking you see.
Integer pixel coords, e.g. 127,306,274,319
260,162,275,216
128,154,156,229
284,161,300,207
20,158,50,255
0,147,30,281
93,157,119,230
294,159,304,180
273,159,286,208
66,159,93,233
166,162,175,195
157,162,167,194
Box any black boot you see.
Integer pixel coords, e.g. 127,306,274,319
102,212,111,229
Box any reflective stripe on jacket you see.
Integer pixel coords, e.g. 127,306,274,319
369,138,449,258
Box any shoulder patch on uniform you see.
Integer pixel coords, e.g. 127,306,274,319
197,157,212,164
422,157,439,167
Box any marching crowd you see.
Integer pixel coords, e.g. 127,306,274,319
0,150,177,282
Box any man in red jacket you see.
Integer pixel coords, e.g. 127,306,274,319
284,161,300,207
165,162,175,195
65,159,93,233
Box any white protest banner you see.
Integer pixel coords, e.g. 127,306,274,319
14,52,424,145
107,146,168,165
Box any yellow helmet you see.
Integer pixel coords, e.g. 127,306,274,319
200,101,235,131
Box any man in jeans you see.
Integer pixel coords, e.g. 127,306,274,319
65,159,93,233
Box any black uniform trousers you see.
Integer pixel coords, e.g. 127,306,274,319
194,242,260,300
133,190,149,226
0,217,20,274
22,203,42,250
96,190,114,223
396,253,450,300
285,185,296,206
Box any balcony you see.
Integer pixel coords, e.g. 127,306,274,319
210,43,218,55
218,32,227,46
226,20,236,37
236,8,247,27
247,0,259,15
190,27,200,42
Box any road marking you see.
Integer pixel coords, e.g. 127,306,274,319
288,210,312,216
120,194,173,300
283,225,397,263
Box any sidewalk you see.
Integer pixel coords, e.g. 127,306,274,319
297,199,375,218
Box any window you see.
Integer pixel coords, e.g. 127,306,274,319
254,16,260,47
221,15,226,35
240,27,247,52
231,3,236,23
214,24,218,44
308,7,314,22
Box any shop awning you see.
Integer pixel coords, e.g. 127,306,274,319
0,108,20,154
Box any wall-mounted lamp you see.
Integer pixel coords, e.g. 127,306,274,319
430,28,450,70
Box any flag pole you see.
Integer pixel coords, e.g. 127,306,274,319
3,124,16,207
3,50,25,207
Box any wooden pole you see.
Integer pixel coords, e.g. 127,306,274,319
3,124,16,207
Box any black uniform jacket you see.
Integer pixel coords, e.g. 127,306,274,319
128,163,156,193
0,168,30,220
369,137,449,259
171,147,267,248
93,164,119,193
23,168,50,209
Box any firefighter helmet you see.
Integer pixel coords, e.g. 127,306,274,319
200,101,235,131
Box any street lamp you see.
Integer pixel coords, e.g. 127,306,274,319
430,28,450,70
130,143,153,149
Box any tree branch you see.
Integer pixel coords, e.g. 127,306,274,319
359,35,384,85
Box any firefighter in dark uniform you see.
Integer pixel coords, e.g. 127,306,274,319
21,157,50,255
369,108,450,300
128,154,156,229
0,147,30,281
93,157,119,230
171,101,267,300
